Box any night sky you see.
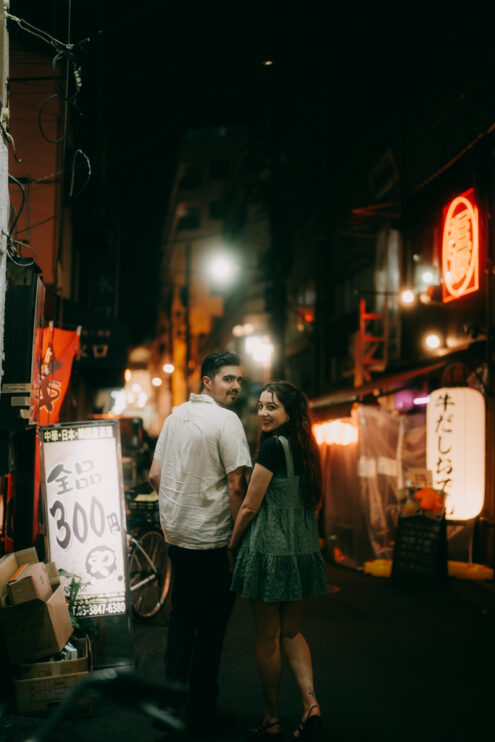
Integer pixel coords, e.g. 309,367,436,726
8,0,495,343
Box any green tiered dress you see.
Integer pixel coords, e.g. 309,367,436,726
231,436,328,602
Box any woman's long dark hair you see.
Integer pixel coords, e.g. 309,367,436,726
258,381,323,510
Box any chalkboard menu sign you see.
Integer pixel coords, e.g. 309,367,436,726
391,512,448,584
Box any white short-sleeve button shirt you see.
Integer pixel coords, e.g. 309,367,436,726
153,393,252,549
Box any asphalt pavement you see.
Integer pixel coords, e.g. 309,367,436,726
2,559,495,742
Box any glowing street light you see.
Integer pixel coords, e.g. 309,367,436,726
245,335,273,365
162,363,175,374
207,253,237,285
425,333,441,350
232,323,254,337
400,289,415,305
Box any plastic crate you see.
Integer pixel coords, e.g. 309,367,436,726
128,494,159,513
127,492,160,528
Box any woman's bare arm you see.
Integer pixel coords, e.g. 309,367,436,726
229,463,273,550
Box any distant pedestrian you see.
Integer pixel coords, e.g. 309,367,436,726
230,381,327,740
149,351,251,735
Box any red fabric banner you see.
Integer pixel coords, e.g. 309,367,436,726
38,325,81,425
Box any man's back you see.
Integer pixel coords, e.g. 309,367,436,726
154,393,251,549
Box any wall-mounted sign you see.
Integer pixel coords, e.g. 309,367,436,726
40,420,129,619
426,387,485,520
441,189,479,303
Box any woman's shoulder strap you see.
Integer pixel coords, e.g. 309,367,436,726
275,435,295,476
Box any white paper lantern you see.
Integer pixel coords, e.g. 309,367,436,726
426,387,485,520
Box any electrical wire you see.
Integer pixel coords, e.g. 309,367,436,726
38,94,65,143
68,149,91,201
15,211,60,234
5,176,36,267
7,175,25,234
52,49,83,102
2,230,37,267
37,48,84,144
412,120,495,194
7,4,93,250
6,13,77,52
6,1,165,55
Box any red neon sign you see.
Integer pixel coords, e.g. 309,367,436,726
442,189,479,303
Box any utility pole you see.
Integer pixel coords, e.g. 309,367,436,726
268,147,288,381
184,241,191,398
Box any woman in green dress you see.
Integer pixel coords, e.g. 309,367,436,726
230,381,327,741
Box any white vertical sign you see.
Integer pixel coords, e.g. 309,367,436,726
40,421,128,618
426,387,485,520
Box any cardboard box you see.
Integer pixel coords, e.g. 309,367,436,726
14,636,90,679
7,561,53,605
0,548,73,665
0,547,38,608
13,670,92,717
13,636,92,716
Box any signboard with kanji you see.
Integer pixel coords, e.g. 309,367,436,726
441,189,479,303
426,387,485,520
40,421,128,619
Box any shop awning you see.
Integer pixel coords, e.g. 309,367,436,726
309,353,476,421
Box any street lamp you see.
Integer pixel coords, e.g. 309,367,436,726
206,252,238,285
182,246,239,397
245,334,274,366
425,332,441,350
400,289,415,305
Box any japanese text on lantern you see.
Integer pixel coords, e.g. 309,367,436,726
433,392,454,513
442,189,479,302
426,387,485,521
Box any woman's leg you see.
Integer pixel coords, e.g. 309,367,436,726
280,601,321,722
249,600,283,729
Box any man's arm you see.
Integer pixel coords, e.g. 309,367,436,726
227,466,247,521
149,458,161,492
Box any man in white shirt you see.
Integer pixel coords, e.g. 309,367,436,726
149,351,251,734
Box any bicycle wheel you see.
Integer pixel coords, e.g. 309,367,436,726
129,529,172,619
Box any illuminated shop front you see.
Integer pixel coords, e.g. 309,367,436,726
312,178,495,570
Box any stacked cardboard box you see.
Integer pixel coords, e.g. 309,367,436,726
0,547,92,716
12,636,92,716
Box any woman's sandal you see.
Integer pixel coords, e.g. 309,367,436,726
293,705,322,740
248,719,283,739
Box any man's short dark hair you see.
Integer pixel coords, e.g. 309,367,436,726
201,351,241,382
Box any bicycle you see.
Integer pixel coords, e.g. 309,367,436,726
126,485,172,619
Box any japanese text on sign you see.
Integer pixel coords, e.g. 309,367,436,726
40,422,127,618
426,387,485,521
432,391,454,509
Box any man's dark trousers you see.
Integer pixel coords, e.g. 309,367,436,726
164,545,236,717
